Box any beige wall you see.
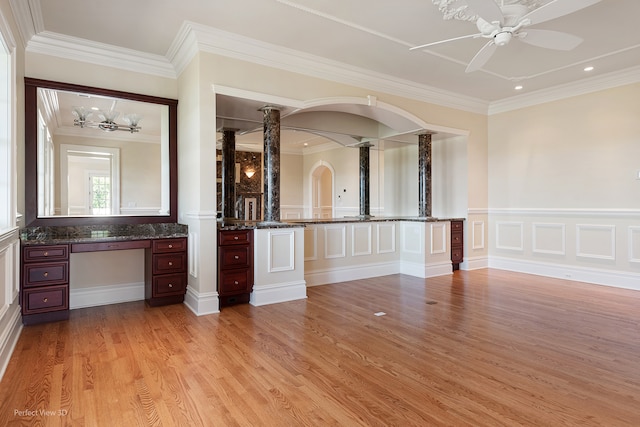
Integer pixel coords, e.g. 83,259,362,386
488,83,640,288
489,83,640,209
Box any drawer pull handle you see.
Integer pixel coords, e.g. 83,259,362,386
43,251,49,256
168,284,173,288
234,236,239,240
234,255,239,259
168,262,173,266
168,244,173,249
43,297,48,303
234,281,239,285
43,272,48,277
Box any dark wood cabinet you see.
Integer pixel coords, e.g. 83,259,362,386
21,244,70,325
451,220,464,270
218,229,254,307
145,237,188,306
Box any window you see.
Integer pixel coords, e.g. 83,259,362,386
89,174,111,215
0,21,14,232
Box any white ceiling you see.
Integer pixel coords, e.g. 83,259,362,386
12,0,640,151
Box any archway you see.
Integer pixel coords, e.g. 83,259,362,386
309,160,335,219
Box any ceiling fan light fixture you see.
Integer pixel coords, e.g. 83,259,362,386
494,31,512,46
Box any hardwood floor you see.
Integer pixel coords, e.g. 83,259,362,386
2,269,639,426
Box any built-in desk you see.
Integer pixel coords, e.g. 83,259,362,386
20,223,188,325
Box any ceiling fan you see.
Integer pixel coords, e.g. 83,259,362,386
410,0,601,72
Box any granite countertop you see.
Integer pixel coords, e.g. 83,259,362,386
217,216,464,229
20,223,189,245
284,216,465,225
217,220,304,231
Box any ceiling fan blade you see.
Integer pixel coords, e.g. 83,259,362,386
521,0,601,26
464,0,504,24
410,33,481,50
465,41,497,73
519,29,583,51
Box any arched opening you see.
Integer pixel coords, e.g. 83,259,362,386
310,162,334,219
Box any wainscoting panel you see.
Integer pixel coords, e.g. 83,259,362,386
489,209,640,291
268,230,296,272
377,223,396,254
472,220,485,250
430,223,447,255
576,224,616,261
304,226,318,261
324,225,346,259
629,226,640,263
496,221,524,251
352,224,372,257
532,223,566,255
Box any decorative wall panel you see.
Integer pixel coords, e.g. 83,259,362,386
430,223,447,255
576,224,616,260
324,225,346,259
268,230,295,272
496,221,524,251
472,220,485,250
629,226,640,263
304,226,318,261
352,224,372,257
377,223,396,254
532,223,565,255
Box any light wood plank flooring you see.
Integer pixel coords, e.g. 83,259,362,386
1,269,639,426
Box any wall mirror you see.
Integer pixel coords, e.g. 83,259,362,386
24,78,178,226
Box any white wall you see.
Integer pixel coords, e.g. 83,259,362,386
0,0,23,382
488,83,640,289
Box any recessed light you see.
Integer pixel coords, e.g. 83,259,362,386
584,66,594,72
514,85,523,90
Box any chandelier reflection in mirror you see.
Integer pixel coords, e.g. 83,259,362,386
72,105,143,133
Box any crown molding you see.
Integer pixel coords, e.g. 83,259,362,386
488,65,640,115
26,31,176,79
169,22,490,115
8,0,39,48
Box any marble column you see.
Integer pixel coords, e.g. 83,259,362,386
418,133,432,218
262,107,280,222
359,144,371,217
221,129,236,219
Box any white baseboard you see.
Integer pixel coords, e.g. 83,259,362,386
184,287,220,316
462,256,489,271
0,303,22,382
305,262,399,287
250,280,307,306
401,260,453,278
70,282,145,309
489,257,640,291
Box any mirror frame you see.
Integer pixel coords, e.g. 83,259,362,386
24,77,178,226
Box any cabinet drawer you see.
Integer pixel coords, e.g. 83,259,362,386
152,253,187,274
219,269,252,294
23,285,68,313
219,246,251,269
152,238,187,253
451,231,463,246
218,230,252,246
451,221,463,231
23,245,68,262
23,262,69,287
451,248,463,263
153,273,186,296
